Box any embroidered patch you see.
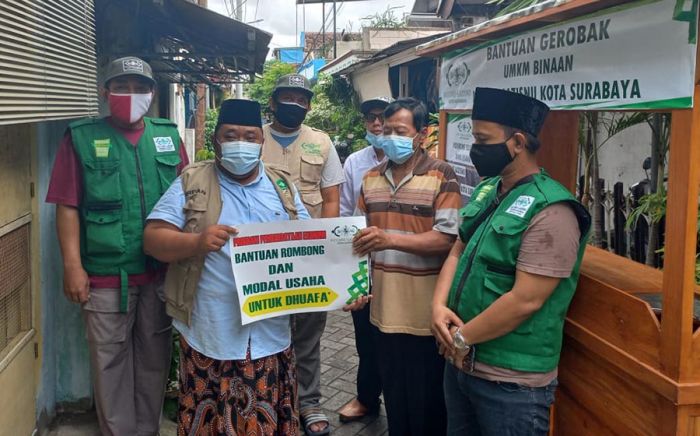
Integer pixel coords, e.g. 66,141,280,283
276,179,288,191
122,58,144,73
300,143,321,156
154,136,175,152
506,195,535,218
93,139,111,158
473,184,494,203
289,75,305,87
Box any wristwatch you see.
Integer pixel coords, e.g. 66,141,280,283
453,329,471,353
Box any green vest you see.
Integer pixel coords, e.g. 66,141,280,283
71,117,181,288
448,170,591,372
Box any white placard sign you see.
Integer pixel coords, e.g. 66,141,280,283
230,217,369,325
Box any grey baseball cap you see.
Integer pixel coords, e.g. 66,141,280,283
103,56,155,87
273,74,314,100
361,96,392,115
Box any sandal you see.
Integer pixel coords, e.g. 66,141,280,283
300,408,331,436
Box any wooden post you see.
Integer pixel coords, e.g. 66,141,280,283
195,0,208,153
438,110,448,160
660,102,700,382
536,111,580,192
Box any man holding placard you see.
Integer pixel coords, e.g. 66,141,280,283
143,99,311,435
354,97,461,435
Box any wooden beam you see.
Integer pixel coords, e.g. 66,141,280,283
438,110,448,161
536,111,580,192
660,102,700,381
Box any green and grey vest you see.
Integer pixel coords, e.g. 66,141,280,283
71,117,181,309
448,170,591,372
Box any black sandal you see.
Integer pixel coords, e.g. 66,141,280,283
300,408,331,436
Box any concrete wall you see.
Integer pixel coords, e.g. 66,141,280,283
361,27,446,51
595,122,652,191
335,40,362,58
35,120,92,428
578,118,652,194
350,66,392,102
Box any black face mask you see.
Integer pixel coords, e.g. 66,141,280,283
274,101,307,128
469,139,514,178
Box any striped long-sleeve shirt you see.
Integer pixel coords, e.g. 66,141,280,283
358,149,461,336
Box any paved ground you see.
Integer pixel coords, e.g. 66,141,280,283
47,310,388,436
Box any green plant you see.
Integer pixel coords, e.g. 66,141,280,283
163,331,181,421
626,193,700,284
362,6,406,29
625,192,667,229
305,74,365,147
425,112,440,151
195,108,219,161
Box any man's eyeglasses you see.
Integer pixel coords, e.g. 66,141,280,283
365,113,384,123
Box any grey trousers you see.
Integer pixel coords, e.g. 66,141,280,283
82,280,173,436
292,311,328,411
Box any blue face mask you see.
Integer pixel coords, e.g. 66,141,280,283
219,141,261,176
378,134,416,164
366,132,382,148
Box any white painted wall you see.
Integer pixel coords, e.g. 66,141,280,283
350,66,391,102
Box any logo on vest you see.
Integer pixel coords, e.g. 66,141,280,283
473,184,494,203
300,143,322,156
93,139,111,158
185,188,206,198
154,137,175,152
275,179,288,191
506,195,535,218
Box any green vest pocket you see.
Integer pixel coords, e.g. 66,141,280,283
155,154,181,194
483,268,534,335
83,160,122,205
85,210,125,255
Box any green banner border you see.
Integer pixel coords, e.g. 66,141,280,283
440,0,696,111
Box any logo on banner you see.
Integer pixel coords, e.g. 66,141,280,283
330,224,360,244
446,61,470,87
345,260,369,304
457,120,472,134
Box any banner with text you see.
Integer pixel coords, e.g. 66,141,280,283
231,217,369,325
440,0,698,110
445,113,481,204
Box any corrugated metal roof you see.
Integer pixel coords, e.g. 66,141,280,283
0,0,99,125
96,0,272,85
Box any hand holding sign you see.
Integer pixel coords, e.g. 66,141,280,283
352,226,394,256
198,225,238,254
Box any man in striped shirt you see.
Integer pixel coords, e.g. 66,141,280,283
353,98,461,435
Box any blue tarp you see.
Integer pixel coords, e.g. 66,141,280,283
279,48,304,64
298,59,326,80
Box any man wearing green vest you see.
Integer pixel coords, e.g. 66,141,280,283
46,56,188,435
431,88,591,436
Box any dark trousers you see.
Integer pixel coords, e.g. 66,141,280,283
375,329,447,436
443,364,557,436
351,304,382,410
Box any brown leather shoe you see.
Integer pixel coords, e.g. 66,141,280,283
338,398,377,423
